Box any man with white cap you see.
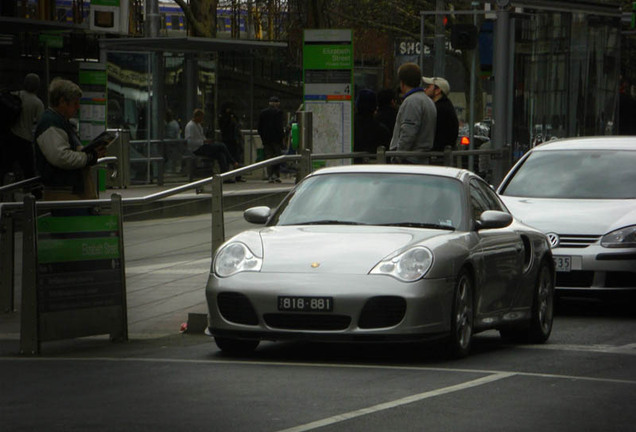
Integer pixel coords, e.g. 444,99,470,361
423,76,459,152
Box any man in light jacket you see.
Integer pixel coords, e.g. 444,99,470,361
389,63,436,164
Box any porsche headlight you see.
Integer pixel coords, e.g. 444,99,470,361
370,247,434,282
601,225,636,248
214,242,262,277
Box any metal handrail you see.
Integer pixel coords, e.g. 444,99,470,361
1,146,510,313
0,176,42,195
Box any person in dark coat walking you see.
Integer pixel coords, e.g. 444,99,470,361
353,89,391,163
258,96,285,182
218,102,245,181
375,88,398,136
423,76,459,152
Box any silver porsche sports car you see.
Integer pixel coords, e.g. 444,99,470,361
497,137,636,293
206,165,554,358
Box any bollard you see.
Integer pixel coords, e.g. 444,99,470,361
297,111,313,153
297,149,313,181
443,146,453,167
20,194,38,355
211,174,225,256
0,211,15,312
376,146,386,164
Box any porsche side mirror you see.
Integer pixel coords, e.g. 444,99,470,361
244,206,272,224
476,210,513,230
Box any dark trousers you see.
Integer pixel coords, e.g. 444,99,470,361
263,141,282,178
193,142,236,173
1,132,35,183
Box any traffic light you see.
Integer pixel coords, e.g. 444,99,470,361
450,24,479,50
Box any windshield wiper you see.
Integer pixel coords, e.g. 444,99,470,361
296,220,366,226
377,222,455,230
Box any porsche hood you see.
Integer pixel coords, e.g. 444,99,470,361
229,225,447,274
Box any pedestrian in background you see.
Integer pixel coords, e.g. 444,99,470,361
34,78,106,200
5,73,44,181
164,108,182,173
219,102,245,181
258,96,285,183
184,108,237,178
423,76,459,152
389,63,436,164
618,76,636,135
375,87,398,136
353,89,390,163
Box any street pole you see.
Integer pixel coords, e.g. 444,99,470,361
492,3,511,185
468,1,478,172
434,0,445,77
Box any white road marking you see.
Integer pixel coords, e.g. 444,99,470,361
519,342,636,356
273,372,516,432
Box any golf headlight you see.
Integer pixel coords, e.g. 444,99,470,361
601,225,636,248
214,242,262,277
370,247,433,282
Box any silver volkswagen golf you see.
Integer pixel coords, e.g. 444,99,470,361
497,136,636,293
206,165,554,358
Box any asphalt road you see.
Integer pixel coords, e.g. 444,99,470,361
1,214,635,431
1,301,635,432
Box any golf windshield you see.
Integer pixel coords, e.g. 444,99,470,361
500,150,636,199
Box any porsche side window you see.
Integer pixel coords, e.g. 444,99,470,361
469,184,489,221
474,180,505,212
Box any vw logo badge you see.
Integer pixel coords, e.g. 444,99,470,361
546,233,560,248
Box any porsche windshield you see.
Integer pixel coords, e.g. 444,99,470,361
273,173,463,229
500,150,636,199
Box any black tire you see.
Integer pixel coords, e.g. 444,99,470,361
499,260,554,343
527,261,555,343
214,337,259,354
448,269,474,359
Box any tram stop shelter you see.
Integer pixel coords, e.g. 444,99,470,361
98,36,288,148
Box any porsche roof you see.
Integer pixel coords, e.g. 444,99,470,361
310,164,471,179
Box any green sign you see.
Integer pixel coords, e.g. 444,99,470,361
91,0,120,6
79,70,108,86
303,44,353,69
38,215,118,233
39,34,63,48
38,237,120,264
37,215,120,263
36,214,124,314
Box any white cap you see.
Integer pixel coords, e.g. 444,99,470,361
422,76,450,96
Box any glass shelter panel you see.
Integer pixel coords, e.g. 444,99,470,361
511,10,620,161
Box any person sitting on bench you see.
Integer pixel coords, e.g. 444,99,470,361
184,108,237,175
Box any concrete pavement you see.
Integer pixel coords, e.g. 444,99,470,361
0,176,296,355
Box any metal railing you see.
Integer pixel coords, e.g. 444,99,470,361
0,145,510,313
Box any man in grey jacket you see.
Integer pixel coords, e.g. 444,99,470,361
389,63,436,164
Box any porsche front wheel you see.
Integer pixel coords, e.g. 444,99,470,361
448,270,474,358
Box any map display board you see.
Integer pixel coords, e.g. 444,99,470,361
79,62,108,145
303,29,353,165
